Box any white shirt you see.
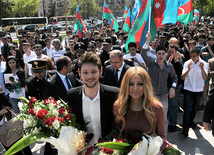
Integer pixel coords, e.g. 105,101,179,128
183,58,208,92
57,72,72,91
115,62,124,81
23,51,36,76
31,54,48,60
82,85,101,146
46,46,54,58
123,53,145,66
52,48,66,64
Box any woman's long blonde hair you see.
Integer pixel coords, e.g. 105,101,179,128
115,66,157,136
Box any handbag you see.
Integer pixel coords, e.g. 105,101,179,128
0,107,23,147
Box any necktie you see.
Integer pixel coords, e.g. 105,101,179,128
65,76,71,90
114,69,119,84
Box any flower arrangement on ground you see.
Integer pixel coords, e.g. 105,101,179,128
5,96,84,155
86,129,181,155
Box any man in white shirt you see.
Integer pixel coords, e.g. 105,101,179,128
23,43,36,79
67,52,119,145
43,38,54,58
31,44,48,60
52,39,66,64
124,42,146,68
180,47,208,137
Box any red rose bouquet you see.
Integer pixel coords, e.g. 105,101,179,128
5,96,83,155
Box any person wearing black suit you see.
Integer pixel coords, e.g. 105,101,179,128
203,57,214,136
67,52,119,146
103,50,130,87
45,56,81,102
1,37,11,60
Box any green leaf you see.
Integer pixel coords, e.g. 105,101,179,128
19,97,29,103
97,142,131,150
5,133,47,155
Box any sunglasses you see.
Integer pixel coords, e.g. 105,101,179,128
88,46,95,48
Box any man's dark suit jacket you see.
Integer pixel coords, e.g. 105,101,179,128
203,58,214,136
45,72,82,102
67,84,119,138
103,64,130,87
1,45,11,60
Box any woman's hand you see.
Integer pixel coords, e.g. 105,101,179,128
0,109,8,116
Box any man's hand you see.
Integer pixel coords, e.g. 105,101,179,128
199,61,204,69
203,122,211,131
188,61,192,70
169,87,175,98
146,31,152,44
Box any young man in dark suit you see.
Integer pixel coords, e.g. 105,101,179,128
45,56,81,102
67,52,119,145
103,50,130,87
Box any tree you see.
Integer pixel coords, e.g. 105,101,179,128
0,0,14,25
194,0,209,16
12,0,40,17
68,0,100,19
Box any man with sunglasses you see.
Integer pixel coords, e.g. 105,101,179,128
103,50,130,87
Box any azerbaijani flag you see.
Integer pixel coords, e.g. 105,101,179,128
177,0,193,26
73,5,87,38
193,9,200,24
125,0,154,51
103,2,119,32
131,0,142,21
123,8,131,33
153,0,178,29
124,6,129,18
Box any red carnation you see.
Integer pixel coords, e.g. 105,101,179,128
118,137,128,143
30,97,37,103
58,117,64,123
85,146,94,155
101,148,114,154
49,97,57,105
44,116,56,127
64,114,71,120
27,102,34,109
28,109,36,116
44,99,50,105
58,107,65,114
98,138,105,143
67,107,73,113
36,109,48,120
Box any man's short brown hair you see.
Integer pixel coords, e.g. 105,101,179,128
78,52,102,71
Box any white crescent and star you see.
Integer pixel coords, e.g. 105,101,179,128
178,7,185,15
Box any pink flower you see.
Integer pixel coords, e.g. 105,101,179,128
36,109,48,120
28,109,36,116
58,107,65,114
30,97,37,103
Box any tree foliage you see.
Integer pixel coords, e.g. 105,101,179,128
0,0,14,23
12,0,40,17
194,0,213,16
68,0,100,19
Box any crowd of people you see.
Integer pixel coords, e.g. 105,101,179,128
0,20,214,154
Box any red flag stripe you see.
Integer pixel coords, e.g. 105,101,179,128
177,0,193,15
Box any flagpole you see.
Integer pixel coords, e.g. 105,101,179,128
148,6,151,32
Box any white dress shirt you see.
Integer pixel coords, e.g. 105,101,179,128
115,62,125,81
57,72,72,91
183,58,208,92
82,85,101,146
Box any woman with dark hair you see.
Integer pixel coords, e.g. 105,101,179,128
13,48,24,69
3,56,25,114
114,66,165,154
72,34,80,42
